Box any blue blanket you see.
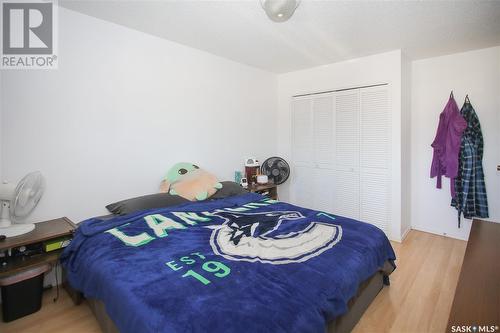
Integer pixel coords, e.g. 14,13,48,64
61,193,395,333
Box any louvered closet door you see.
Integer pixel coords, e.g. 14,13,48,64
313,94,334,169
292,166,314,208
312,168,335,212
312,94,335,212
291,98,313,167
333,90,360,219
359,86,390,234
291,98,313,207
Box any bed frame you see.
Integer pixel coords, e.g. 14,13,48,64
65,261,394,333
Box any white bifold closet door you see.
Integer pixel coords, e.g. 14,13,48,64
291,94,335,212
359,87,390,233
312,95,335,212
291,98,313,167
291,85,390,235
333,89,360,220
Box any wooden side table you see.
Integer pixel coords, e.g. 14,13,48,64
0,217,76,279
247,182,278,200
0,217,76,321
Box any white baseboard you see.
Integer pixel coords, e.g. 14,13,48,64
411,225,468,241
400,226,411,242
389,226,411,243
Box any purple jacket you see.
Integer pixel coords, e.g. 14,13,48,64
430,95,467,197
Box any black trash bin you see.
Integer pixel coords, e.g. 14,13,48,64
0,264,51,322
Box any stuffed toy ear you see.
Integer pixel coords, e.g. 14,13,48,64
159,179,170,193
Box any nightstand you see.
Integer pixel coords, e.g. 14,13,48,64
0,217,76,321
247,182,278,200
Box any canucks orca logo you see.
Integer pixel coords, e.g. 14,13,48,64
208,210,342,265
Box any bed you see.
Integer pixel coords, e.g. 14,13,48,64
61,193,396,333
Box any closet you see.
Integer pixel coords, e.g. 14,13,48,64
291,85,391,236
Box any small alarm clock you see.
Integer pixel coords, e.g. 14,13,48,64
244,158,259,167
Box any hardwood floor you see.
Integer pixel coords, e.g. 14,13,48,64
353,230,466,333
0,230,466,333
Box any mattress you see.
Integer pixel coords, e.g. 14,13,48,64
82,264,394,333
61,193,396,333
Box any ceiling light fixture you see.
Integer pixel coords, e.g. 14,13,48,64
260,0,300,23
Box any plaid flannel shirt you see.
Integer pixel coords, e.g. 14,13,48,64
451,100,489,226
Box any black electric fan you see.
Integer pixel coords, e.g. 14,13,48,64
261,157,290,185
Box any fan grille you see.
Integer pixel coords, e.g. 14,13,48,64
11,171,45,221
261,157,290,185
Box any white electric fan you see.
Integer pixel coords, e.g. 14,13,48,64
0,171,45,238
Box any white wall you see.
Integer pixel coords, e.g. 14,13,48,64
411,46,500,240
0,70,3,181
1,8,277,223
276,50,409,241
401,53,412,240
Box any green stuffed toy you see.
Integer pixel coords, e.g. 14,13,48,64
159,162,223,201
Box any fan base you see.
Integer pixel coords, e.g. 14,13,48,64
0,223,35,238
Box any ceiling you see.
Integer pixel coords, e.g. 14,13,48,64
60,1,500,73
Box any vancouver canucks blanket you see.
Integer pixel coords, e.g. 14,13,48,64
61,193,395,333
